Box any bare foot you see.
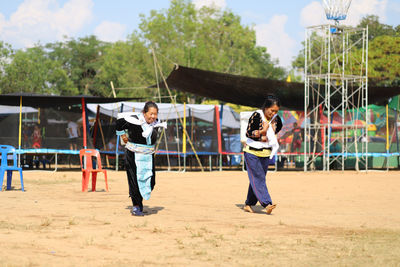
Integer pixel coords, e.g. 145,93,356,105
243,205,254,213
265,204,277,215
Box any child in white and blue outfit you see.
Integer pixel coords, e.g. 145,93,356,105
116,101,166,216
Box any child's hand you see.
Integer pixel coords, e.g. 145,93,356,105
121,134,129,143
252,130,261,138
260,121,269,135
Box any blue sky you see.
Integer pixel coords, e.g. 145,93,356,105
0,0,399,69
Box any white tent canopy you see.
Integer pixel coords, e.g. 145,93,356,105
0,105,37,114
87,102,240,129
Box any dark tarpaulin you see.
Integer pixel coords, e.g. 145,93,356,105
0,93,140,108
158,65,400,110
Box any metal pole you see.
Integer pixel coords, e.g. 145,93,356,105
93,105,100,148
110,81,117,98
396,96,400,168
175,114,181,171
18,96,23,168
219,104,224,171
183,102,187,172
81,98,87,149
304,28,308,172
55,153,58,172
115,103,124,171
341,29,346,171
215,106,223,171
386,104,390,171
395,109,400,168
326,25,331,171
365,25,369,172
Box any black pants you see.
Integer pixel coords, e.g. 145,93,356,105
125,150,156,211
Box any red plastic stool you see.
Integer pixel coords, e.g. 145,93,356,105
79,149,108,192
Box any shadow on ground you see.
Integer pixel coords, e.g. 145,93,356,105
125,205,164,215
235,204,271,215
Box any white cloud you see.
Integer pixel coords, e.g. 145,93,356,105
300,1,325,27
193,0,226,9
346,0,387,25
255,15,296,68
300,0,388,27
94,21,127,43
0,0,93,47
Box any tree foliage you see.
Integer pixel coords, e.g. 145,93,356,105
358,15,399,40
97,33,155,98
367,35,400,85
0,45,76,95
139,0,284,78
138,0,285,102
45,35,110,96
2,4,399,102
0,0,289,101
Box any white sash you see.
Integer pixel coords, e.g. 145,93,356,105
118,112,167,145
246,110,280,158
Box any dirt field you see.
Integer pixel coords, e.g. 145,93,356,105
1,169,400,266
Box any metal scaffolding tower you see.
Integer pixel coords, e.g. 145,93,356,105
304,24,368,171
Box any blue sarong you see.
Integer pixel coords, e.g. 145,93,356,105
127,142,154,200
134,152,153,200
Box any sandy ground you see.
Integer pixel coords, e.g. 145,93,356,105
1,169,400,266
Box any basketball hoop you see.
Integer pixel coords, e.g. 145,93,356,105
322,0,352,24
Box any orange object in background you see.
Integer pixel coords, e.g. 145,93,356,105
79,149,108,192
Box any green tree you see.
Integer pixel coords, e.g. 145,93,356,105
46,35,110,96
0,41,13,77
1,0,286,102
97,33,156,98
355,16,400,85
357,15,398,41
1,46,76,95
139,0,285,102
364,35,400,85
